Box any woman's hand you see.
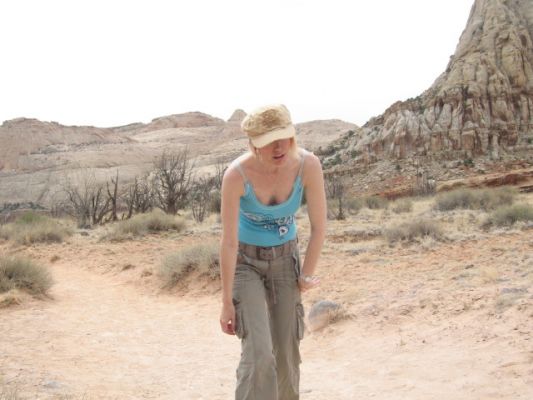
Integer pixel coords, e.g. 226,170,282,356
220,302,236,335
298,275,320,292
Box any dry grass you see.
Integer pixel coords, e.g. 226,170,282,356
364,196,389,210
0,256,53,296
0,212,72,245
483,204,533,227
159,242,220,287
0,387,20,400
391,198,413,213
103,210,186,241
0,289,31,308
435,187,516,211
385,219,443,244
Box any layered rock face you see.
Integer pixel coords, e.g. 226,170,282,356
351,0,533,163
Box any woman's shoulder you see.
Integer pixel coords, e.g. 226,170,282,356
299,148,323,184
299,147,321,168
223,153,252,188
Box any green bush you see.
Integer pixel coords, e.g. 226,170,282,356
13,211,47,225
463,158,474,167
435,187,516,211
0,212,71,245
159,242,219,287
345,198,363,214
484,204,533,227
385,219,443,244
104,210,186,241
0,256,53,295
364,196,389,210
391,198,413,214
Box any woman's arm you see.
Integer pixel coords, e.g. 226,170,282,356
219,165,244,335
300,152,327,290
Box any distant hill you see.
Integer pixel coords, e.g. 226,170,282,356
0,111,356,205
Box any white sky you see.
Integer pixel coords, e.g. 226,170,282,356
0,0,473,128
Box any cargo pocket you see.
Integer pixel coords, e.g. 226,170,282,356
292,250,301,280
233,299,246,339
296,303,305,340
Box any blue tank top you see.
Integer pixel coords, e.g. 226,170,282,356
236,150,307,247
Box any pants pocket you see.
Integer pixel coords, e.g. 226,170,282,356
296,303,305,340
292,250,301,280
233,299,246,339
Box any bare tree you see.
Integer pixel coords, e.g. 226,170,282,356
124,177,139,220
213,158,228,191
152,149,195,215
135,175,155,214
123,174,154,219
90,185,111,225
325,172,346,220
62,169,110,227
190,175,215,222
106,170,120,222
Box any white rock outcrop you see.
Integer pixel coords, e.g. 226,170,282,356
350,0,533,162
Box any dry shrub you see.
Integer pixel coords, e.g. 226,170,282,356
364,196,389,210
0,256,53,296
483,204,533,227
0,387,21,400
391,198,413,214
0,289,29,308
0,211,72,245
327,197,363,220
104,209,186,241
435,187,516,211
159,242,219,287
345,198,363,214
385,219,443,244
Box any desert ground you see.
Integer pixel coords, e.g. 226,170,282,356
1,193,532,400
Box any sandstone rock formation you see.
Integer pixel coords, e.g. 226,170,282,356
221,109,246,137
342,0,533,164
0,111,354,205
0,118,132,171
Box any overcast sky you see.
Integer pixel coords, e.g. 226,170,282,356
0,0,473,128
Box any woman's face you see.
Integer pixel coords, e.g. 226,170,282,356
256,139,292,166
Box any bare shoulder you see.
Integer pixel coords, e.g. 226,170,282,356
300,149,323,185
222,157,247,196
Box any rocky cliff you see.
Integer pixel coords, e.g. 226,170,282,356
340,0,533,164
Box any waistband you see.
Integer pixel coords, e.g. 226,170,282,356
238,239,297,261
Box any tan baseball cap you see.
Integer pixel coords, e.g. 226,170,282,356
241,104,296,148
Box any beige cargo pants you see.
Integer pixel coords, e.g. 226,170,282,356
233,240,305,400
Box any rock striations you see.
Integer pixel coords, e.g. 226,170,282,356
344,0,533,164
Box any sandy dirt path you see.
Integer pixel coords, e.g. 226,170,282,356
1,229,532,399
1,261,240,399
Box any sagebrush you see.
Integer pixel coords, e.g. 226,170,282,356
103,210,185,241
159,242,219,287
0,211,71,245
483,204,533,227
435,187,515,211
385,219,443,243
0,256,53,295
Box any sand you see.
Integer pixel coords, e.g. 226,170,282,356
1,213,532,399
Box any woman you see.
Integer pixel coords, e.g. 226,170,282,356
219,104,327,400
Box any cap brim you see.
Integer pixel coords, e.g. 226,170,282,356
250,125,296,148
